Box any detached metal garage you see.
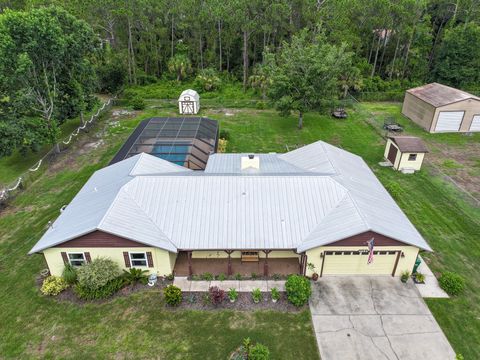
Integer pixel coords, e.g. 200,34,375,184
402,83,480,133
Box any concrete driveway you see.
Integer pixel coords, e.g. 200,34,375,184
310,277,455,360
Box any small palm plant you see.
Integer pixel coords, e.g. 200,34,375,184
228,288,238,303
122,268,149,285
271,287,280,303
252,288,262,303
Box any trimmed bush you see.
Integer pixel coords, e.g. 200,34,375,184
74,277,125,300
249,343,270,360
130,96,146,110
62,263,78,285
219,129,230,140
41,276,68,296
164,285,182,306
209,286,226,305
285,275,311,307
77,257,121,291
439,272,465,296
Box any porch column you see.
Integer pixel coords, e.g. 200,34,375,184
187,251,193,276
263,250,271,277
225,250,234,276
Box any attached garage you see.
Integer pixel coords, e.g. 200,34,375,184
322,250,400,276
402,83,480,133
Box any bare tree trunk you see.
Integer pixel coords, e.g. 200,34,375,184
199,31,204,70
378,31,389,75
80,111,85,126
367,32,376,63
218,20,222,72
371,33,382,77
171,15,174,58
389,35,401,80
243,30,248,91
298,111,303,129
428,19,445,68
402,27,415,78
127,17,136,84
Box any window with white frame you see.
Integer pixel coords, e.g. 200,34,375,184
68,252,86,267
129,252,147,267
408,154,417,161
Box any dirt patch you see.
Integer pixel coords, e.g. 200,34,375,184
427,141,480,200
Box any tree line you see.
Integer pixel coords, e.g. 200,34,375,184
0,0,479,154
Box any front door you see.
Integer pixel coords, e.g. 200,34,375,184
387,144,398,165
181,101,195,114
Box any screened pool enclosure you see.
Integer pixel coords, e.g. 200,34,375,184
110,117,219,170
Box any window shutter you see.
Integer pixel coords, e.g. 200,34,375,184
146,252,154,268
123,252,131,268
84,252,92,263
61,252,68,265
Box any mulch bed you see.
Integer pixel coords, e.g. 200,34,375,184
172,291,305,312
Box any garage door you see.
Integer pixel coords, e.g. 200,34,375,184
435,111,464,132
322,250,398,276
470,115,480,132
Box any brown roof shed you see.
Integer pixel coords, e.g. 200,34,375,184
388,136,428,153
407,83,480,108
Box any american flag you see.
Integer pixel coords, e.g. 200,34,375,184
367,238,375,264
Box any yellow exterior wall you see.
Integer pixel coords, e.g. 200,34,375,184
396,152,425,171
191,250,299,259
305,246,419,277
384,139,425,171
431,99,480,132
43,247,175,277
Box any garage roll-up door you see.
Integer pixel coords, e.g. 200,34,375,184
435,111,464,132
322,251,398,276
470,115,480,132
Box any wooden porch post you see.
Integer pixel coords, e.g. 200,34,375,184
187,251,193,276
299,253,305,274
225,250,233,276
263,250,271,277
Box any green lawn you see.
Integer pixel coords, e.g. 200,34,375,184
0,101,479,358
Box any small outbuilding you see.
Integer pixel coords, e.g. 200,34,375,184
384,136,428,173
402,83,480,133
178,89,200,115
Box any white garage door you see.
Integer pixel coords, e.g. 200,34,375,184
470,115,480,132
435,111,464,132
322,250,398,276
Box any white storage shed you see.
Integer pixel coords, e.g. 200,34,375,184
178,89,200,115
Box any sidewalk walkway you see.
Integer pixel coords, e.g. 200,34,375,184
173,277,286,292
415,256,449,298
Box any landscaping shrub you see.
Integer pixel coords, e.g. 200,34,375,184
234,273,242,280
77,257,121,291
219,129,230,140
271,287,280,302
251,272,258,280
439,272,465,296
195,68,222,91
74,276,125,300
228,288,238,302
165,273,174,281
217,273,226,281
122,268,149,285
201,272,214,281
41,276,69,296
285,275,311,307
251,288,262,303
130,96,146,110
209,286,226,305
401,270,410,283
62,264,78,285
249,343,270,360
164,285,182,306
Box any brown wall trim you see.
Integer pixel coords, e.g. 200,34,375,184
57,230,146,248
325,231,406,247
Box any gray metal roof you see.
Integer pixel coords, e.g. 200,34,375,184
407,83,480,107
29,141,432,254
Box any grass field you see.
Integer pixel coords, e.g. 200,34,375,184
0,100,479,358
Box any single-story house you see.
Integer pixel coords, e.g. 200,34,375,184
402,82,480,133
385,136,428,172
178,89,200,115
29,141,432,278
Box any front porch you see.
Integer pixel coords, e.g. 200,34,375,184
173,251,300,277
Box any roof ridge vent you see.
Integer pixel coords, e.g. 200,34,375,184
241,155,260,170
